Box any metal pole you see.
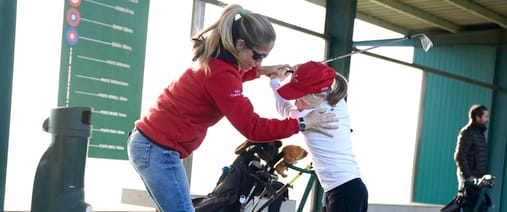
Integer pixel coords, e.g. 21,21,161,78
0,0,17,210
356,47,507,93
182,0,207,187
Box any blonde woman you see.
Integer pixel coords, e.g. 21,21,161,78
128,5,338,212
270,61,368,212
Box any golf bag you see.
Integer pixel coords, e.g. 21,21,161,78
193,140,288,212
441,175,494,212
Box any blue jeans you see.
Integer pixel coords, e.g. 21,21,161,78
128,128,195,212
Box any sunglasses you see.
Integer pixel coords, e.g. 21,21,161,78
244,41,267,61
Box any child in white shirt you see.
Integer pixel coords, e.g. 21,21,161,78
270,61,368,212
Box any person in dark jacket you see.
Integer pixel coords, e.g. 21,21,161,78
454,104,489,192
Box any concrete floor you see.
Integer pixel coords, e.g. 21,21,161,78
369,203,443,212
121,188,445,212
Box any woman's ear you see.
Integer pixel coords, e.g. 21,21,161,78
235,39,246,51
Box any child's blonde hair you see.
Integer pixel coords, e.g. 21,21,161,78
301,72,348,106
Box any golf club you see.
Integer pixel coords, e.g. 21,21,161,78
321,33,433,64
284,33,432,73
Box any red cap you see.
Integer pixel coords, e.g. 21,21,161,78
277,61,336,100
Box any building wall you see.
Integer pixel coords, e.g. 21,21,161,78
490,43,507,212
412,45,497,204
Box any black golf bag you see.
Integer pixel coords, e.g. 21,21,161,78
441,175,494,212
460,175,493,212
193,140,288,212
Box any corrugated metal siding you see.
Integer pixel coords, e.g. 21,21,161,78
406,0,495,25
357,1,436,30
412,46,497,204
489,44,507,212
356,0,507,34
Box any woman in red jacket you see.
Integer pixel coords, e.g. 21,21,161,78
128,4,338,212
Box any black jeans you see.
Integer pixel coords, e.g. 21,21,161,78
324,178,368,212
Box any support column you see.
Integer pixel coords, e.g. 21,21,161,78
0,0,17,210
325,0,357,79
314,0,357,211
489,40,507,212
182,0,206,187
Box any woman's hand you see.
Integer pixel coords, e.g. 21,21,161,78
258,64,291,81
303,109,339,137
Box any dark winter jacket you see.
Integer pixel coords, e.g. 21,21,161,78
454,122,489,179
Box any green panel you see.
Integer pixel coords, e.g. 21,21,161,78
57,0,149,160
0,0,17,209
413,46,496,204
325,0,356,79
490,44,507,212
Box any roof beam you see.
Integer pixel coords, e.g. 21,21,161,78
203,0,326,38
354,47,507,93
356,11,410,35
371,0,460,33
445,0,507,29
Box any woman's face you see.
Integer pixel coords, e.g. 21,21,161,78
236,39,274,71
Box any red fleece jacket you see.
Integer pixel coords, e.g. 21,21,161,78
136,59,299,158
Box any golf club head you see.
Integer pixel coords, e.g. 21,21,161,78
411,33,433,52
320,33,433,65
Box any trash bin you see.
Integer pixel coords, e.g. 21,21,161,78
31,106,93,212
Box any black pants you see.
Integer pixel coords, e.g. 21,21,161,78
324,178,368,212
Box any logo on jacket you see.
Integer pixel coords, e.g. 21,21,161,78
230,89,242,97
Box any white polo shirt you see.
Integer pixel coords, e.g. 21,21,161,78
271,79,361,192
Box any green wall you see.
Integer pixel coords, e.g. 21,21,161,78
490,43,507,212
413,46,497,204
0,0,17,210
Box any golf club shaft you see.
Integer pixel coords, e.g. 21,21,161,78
256,185,290,212
256,163,312,212
322,36,410,64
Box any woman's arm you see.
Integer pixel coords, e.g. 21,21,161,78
206,68,299,141
257,64,291,78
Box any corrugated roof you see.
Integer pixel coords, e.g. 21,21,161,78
357,0,507,34
310,0,507,35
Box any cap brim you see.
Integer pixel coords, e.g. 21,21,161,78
277,83,307,100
